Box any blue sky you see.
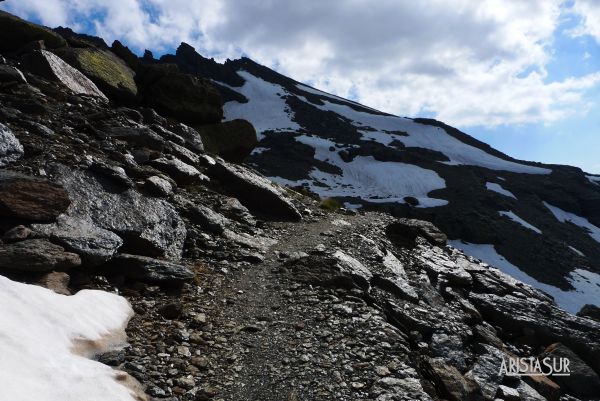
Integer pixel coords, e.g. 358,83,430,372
2,0,599,173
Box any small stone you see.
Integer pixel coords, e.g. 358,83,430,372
375,366,391,377
176,346,191,357
2,225,32,243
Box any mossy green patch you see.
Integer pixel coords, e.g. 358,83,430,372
319,198,342,211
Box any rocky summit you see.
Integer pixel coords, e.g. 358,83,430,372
1,10,600,401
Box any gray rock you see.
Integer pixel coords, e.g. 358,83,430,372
0,239,81,272
430,332,468,372
207,158,301,221
51,165,186,259
145,176,173,197
171,123,204,152
576,304,600,321
36,271,70,295
105,125,165,151
464,344,506,400
32,215,123,266
372,250,418,301
516,380,547,401
0,64,26,83
386,218,447,247
109,253,194,284
150,157,207,185
0,123,23,167
21,50,107,99
179,198,231,235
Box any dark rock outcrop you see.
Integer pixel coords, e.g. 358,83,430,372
194,119,257,163
0,10,66,52
0,239,81,272
140,64,222,124
107,253,194,285
0,172,70,222
386,218,448,247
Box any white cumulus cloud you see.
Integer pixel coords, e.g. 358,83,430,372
2,0,600,128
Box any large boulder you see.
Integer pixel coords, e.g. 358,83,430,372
194,119,257,163
0,123,24,167
107,254,194,285
577,304,600,321
32,215,123,267
140,64,222,124
21,50,107,99
0,172,70,222
53,47,137,104
149,157,207,185
207,158,301,221
51,165,186,259
0,11,66,52
423,358,478,401
0,239,81,272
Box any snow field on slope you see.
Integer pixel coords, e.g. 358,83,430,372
220,71,300,140
448,241,600,313
292,135,448,207
486,182,517,199
543,201,600,243
498,210,542,234
0,275,136,401
302,98,552,175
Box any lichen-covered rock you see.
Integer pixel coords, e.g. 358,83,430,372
0,11,66,52
0,123,23,167
21,50,107,99
32,215,123,267
207,158,301,221
140,64,222,124
195,119,257,163
53,47,137,103
0,171,70,222
150,157,207,185
0,239,81,272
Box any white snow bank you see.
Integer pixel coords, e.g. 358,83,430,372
448,241,600,313
543,201,600,243
498,211,542,234
0,275,137,401
221,71,300,140
303,100,551,174
485,182,517,199
282,135,448,207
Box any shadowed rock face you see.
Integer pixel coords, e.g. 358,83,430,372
0,10,66,52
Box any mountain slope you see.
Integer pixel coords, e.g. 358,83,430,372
163,44,600,313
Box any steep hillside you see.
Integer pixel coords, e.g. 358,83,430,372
162,43,600,314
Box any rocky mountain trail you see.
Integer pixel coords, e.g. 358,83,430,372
0,10,599,401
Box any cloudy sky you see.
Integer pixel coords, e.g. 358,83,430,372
2,0,600,173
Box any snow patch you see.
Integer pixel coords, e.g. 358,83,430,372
498,210,542,234
221,71,300,140
288,135,448,207
301,99,551,174
543,201,600,243
486,182,517,199
0,275,137,401
586,175,600,185
295,83,380,113
448,241,600,313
